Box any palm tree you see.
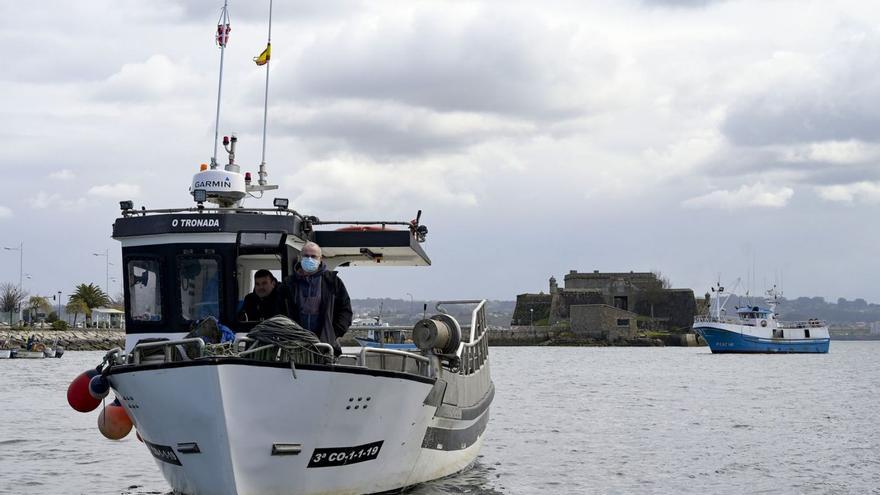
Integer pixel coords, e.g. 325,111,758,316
69,283,110,326
66,299,89,327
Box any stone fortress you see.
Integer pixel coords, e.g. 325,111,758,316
512,270,696,342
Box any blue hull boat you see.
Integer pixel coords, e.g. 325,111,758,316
696,326,830,354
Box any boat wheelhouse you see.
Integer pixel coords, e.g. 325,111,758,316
114,203,429,350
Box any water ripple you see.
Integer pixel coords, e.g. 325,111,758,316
3,344,880,494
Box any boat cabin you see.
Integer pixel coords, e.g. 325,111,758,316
735,306,775,327
113,207,429,347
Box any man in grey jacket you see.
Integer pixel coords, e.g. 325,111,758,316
286,241,353,354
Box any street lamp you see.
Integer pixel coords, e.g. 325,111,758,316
405,292,413,315
2,242,23,290
56,291,62,318
92,249,113,296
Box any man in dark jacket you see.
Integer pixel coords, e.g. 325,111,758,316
286,242,353,353
238,269,289,322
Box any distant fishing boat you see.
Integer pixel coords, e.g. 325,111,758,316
351,311,418,350
694,284,830,353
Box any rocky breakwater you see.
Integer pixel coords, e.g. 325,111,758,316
0,329,124,351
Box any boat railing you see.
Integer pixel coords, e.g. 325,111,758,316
436,299,489,376
694,315,747,325
779,320,827,329
130,338,206,365
121,206,302,218
124,336,431,378
353,347,432,378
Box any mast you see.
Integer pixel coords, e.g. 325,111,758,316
258,0,273,186
211,0,231,169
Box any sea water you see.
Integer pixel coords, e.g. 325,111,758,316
2,343,879,494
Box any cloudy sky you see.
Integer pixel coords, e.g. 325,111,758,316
2,0,880,304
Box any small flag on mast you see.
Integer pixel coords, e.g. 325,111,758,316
254,43,271,66
216,23,231,47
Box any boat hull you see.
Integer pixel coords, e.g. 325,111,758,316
108,359,491,495
695,325,830,353
0,350,11,359
14,350,46,359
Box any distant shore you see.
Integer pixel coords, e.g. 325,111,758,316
1,327,708,352
0,329,124,351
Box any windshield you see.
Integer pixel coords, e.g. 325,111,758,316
128,259,162,322
179,257,221,321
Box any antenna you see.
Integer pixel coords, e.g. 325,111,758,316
211,0,231,169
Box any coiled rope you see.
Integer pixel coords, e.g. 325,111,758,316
247,315,331,364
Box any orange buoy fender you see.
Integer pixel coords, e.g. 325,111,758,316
67,369,102,413
98,402,133,440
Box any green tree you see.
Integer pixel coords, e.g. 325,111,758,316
66,299,89,327
26,296,51,324
0,282,28,325
68,283,109,326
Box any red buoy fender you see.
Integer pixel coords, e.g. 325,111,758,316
98,403,133,440
67,369,102,413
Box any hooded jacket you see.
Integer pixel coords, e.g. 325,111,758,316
285,262,353,352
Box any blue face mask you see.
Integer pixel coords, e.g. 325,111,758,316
301,256,320,273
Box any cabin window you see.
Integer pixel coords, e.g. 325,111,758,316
127,259,163,322
805,329,810,338
236,256,283,304
178,257,221,322
616,318,630,327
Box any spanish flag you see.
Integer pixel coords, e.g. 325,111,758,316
254,43,271,66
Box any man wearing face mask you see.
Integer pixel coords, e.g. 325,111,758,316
286,241,353,354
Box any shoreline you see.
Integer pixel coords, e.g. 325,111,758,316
0,329,124,351
2,327,708,352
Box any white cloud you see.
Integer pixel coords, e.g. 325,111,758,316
0,206,12,218
87,183,141,198
49,169,76,180
779,140,880,165
682,182,794,209
816,181,880,204
282,157,478,215
28,191,87,210
96,55,205,101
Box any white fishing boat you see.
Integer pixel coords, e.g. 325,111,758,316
69,2,493,493
694,284,830,353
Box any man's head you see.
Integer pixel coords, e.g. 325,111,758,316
253,269,277,297
300,242,323,273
